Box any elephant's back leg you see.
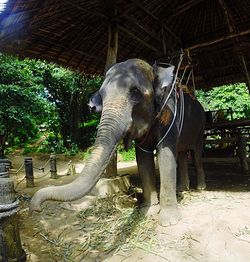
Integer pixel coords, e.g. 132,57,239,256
192,145,206,190
177,151,189,191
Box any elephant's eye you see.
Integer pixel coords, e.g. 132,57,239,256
130,86,142,102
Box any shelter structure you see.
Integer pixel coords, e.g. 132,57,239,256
0,0,250,91
0,0,249,176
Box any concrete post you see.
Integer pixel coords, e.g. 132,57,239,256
24,157,34,188
0,159,11,171
50,154,57,179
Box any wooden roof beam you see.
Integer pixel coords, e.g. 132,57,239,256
120,26,160,55
218,0,235,34
60,0,107,19
122,15,163,45
135,5,182,45
186,28,250,50
170,0,205,18
218,0,250,93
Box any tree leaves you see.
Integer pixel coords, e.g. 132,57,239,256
196,83,250,120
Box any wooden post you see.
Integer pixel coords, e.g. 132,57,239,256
217,0,250,94
239,53,250,94
24,157,34,188
104,0,118,178
50,154,57,179
0,169,26,261
104,0,118,73
238,136,249,175
0,134,4,159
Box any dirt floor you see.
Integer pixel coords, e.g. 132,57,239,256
7,154,250,262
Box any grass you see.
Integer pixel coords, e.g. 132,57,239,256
38,230,79,262
37,193,158,261
119,147,136,162
77,194,157,255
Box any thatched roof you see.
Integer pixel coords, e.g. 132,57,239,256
0,0,250,90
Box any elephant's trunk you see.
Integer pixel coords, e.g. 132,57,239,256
30,99,130,212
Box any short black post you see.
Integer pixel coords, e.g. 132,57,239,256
50,154,57,179
24,157,34,187
0,169,26,261
238,136,249,175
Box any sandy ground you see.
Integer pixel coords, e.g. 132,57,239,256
7,154,250,262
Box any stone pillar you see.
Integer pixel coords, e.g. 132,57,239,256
0,168,26,261
0,159,11,171
0,164,8,178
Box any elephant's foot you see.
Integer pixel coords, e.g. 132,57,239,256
141,203,160,217
177,184,189,192
158,206,181,227
197,181,206,190
176,191,184,202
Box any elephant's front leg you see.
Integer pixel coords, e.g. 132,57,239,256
157,146,181,226
136,146,159,216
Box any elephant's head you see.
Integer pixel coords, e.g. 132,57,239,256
30,59,175,212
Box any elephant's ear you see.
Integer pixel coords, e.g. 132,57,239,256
154,65,175,90
153,65,175,107
88,91,102,113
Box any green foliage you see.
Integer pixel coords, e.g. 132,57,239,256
196,83,250,120
0,54,56,147
119,148,136,161
0,53,102,154
42,59,102,147
118,143,136,161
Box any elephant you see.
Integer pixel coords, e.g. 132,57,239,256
30,58,206,227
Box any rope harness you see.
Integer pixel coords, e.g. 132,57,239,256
136,51,194,154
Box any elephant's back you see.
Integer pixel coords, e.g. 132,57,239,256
178,94,205,151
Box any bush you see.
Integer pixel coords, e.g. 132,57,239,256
196,83,250,120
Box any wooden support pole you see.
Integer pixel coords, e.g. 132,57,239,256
239,53,250,94
104,21,118,73
0,134,4,159
161,24,167,55
238,136,249,175
104,0,118,178
217,0,250,94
